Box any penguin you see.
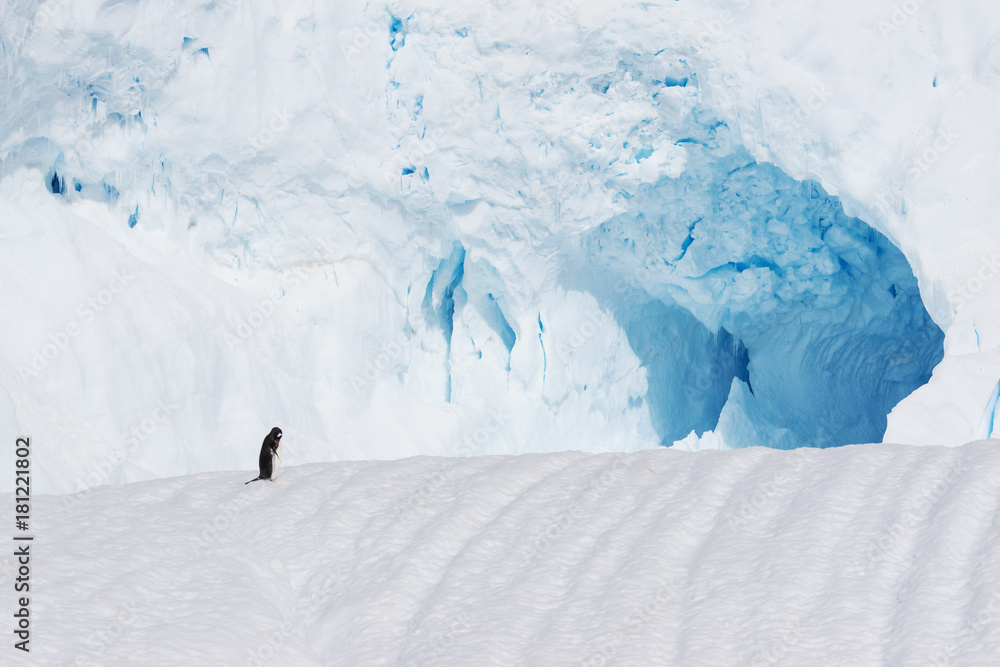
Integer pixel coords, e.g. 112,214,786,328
245,427,282,484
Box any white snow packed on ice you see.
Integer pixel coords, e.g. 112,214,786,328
2,442,999,665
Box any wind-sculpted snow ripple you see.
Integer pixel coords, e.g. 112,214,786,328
12,441,1000,665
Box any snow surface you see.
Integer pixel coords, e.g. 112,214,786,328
4,2,1000,664
4,442,1000,665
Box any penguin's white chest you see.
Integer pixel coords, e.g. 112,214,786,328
271,442,282,479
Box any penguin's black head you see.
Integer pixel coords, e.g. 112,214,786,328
270,427,282,441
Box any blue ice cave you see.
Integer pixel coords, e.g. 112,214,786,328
574,115,944,449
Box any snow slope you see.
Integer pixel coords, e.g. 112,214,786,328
4,441,1000,665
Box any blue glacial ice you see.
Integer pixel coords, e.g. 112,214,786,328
567,112,944,449
0,2,959,487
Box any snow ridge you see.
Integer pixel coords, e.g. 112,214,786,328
8,441,1000,665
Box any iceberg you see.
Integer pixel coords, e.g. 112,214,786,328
0,0,997,494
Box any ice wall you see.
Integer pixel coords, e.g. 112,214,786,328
0,0,996,492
